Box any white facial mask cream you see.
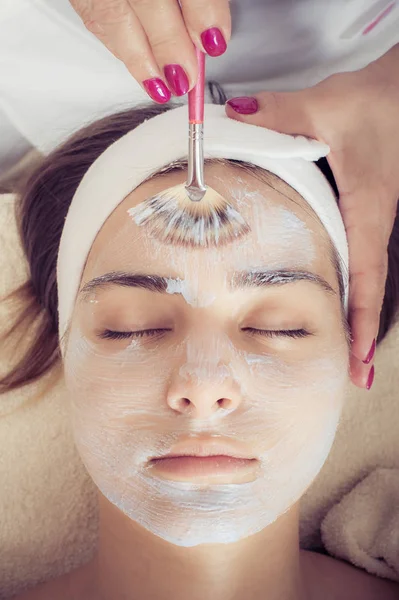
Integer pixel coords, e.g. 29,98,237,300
64,177,349,548
64,322,347,548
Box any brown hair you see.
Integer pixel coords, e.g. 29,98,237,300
1,91,399,395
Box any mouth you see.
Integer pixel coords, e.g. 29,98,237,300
149,455,258,482
148,437,259,483
149,435,257,462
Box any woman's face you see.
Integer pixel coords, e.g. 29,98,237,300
63,163,349,547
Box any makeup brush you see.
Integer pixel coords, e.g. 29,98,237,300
128,47,250,248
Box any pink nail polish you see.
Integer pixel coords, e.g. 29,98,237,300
363,338,376,364
201,27,227,57
142,78,171,103
366,365,375,390
226,97,259,114
164,64,189,96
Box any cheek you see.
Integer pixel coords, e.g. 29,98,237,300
63,325,184,479
63,325,177,425
63,325,348,469
232,349,348,470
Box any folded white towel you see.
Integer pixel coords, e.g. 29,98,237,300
298,315,399,563
1,192,399,597
321,468,399,581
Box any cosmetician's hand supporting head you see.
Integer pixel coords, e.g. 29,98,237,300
225,42,399,391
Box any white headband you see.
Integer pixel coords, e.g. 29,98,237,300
56,103,348,350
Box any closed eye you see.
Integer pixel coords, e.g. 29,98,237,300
242,328,311,339
97,328,312,341
98,328,171,340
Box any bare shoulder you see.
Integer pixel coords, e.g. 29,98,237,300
8,562,95,600
302,549,399,600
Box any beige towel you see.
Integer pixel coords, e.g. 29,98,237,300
321,468,399,580
0,192,398,598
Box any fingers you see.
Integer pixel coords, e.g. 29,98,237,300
127,0,198,96
70,0,230,103
74,0,168,102
349,353,375,390
347,245,387,362
346,237,386,390
337,183,394,388
225,89,315,137
345,216,382,391
332,144,395,349
179,0,231,56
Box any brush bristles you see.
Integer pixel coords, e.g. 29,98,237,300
128,184,250,247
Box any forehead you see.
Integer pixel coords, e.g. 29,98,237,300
83,162,334,282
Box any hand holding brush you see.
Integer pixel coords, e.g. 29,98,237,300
128,47,249,248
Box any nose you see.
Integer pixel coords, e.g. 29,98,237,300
166,361,242,418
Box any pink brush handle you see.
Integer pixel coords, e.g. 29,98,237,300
188,47,205,124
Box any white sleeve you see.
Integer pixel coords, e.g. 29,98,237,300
0,0,150,157
1,0,399,158
0,108,33,177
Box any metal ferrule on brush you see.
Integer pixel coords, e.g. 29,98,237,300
185,122,207,202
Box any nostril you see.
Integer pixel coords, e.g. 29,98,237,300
171,396,235,413
218,398,232,408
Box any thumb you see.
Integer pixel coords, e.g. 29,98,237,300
225,90,315,137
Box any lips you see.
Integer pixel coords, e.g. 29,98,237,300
150,436,256,461
148,455,259,482
148,437,259,483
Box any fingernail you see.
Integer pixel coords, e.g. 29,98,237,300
366,365,375,390
226,97,259,114
363,338,376,364
163,64,189,96
142,78,171,103
200,27,227,57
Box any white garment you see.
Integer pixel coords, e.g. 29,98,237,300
0,0,399,169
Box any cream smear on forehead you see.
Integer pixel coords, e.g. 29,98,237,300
86,181,316,310
232,187,316,265
103,184,316,308
165,277,216,308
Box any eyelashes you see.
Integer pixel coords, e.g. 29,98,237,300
242,328,310,339
99,328,170,341
98,328,311,341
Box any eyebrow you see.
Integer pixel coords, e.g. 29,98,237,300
79,269,336,298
